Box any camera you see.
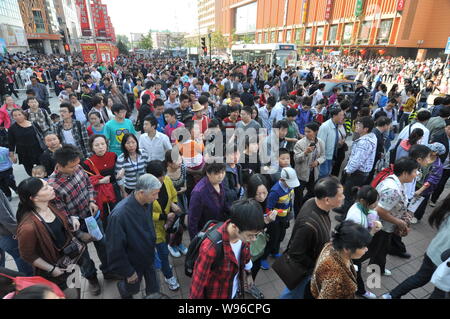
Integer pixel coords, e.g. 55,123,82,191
63,241,81,259
309,143,316,147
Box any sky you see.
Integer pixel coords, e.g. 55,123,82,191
107,0,198,37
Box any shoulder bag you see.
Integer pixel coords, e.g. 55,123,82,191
33,210,86,268
272,222,318,290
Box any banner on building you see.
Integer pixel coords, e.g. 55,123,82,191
81,44,98,63
355,0,364,17
301,0,308,24
325,0,334,21
76,0,92,37
397,0,405,11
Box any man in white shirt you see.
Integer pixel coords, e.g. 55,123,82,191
397,109,431,144
90,67,102,84
271,95,289,123
139,116,172,162
311,83,326,107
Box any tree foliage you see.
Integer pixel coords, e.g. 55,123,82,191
210,31,227,50
137,31,153,50
117,40,129,55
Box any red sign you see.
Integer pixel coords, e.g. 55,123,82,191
397,0,405,11
325,0,334,20
76,0,92,37
81,44,98,63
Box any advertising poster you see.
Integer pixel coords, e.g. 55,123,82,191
81,43,98,63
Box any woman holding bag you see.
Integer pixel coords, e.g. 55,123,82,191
82,134,121,228
15,177,85,295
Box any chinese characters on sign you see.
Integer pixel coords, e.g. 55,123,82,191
355,0,364,17
76,0,92,37
325,0,333,21
397,0,405,12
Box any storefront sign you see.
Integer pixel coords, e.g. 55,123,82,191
355,0,364,17
81,44,98,63
325,0,334,21
76,0,92,37
397,0,405,11
301,0,308,24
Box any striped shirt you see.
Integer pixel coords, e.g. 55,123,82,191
115,149,150,190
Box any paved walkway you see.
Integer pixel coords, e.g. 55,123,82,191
3,92,447,299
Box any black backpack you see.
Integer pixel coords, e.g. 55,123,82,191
184,220,224,278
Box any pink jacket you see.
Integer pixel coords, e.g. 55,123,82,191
0,104,20,129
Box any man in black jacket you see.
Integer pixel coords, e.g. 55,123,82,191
279,177,344,299
368,116,392,182
430,119,450,206
106,174,168,299
352,81,370,120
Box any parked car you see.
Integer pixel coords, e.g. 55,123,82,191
320,80,356,100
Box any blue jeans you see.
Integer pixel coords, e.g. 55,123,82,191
0,234,33,276
319,159,333,179
279,275,312,299
155,243,173,279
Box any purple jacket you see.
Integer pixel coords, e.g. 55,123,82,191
188,176,229,239
423,157,444,196
296,108,313,135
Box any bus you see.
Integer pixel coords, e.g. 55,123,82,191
231,43,297,68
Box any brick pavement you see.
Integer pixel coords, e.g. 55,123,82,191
3,92,448,299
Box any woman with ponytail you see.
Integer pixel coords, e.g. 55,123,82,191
345,185,383,299
310,221,372,299
15,177,81,292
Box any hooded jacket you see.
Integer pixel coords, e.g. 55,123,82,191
345,132,378,174
296,108,313,135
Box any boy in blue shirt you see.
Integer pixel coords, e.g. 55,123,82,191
0,146,17,201
104,103,137,156
260,167,300,270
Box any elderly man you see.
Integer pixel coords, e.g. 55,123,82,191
106,174,168,299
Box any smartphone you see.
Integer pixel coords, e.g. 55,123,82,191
309,143,316,147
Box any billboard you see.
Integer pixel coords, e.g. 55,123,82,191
81,43,118,63
235,2,257,34
81,44,98,63
76,0,92,37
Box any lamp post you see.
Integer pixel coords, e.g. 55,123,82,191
208,32,212,61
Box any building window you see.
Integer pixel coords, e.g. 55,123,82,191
316,27,324,45
343,24,353,44
358,21,372,44
376,19,393,44
295,28,302,42
271,31,276,43
278,31,283,42
328,25,338,43
258,33,262,43
265,32,269,43
32,10,46,33
286,30,292,42
305,28,312,44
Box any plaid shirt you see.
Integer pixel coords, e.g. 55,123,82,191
189,221,251,299
54,120,91,159
48,165,96,219
25,108,52,134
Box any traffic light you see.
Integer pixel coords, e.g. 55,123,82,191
201,37,206,49
201,37,207,56
64,43,70,53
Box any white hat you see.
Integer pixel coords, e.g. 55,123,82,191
264,84,271,89
280,167,300,188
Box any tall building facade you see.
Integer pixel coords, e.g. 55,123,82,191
197,0,218,35
54,0,82,52
0,0,29,53
217,0,450,58
17,0,63,54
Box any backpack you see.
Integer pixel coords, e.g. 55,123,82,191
371,164,394,188
378,95,388,108
184,220,224,278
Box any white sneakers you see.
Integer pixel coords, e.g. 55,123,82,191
168,245,181,258
410,217,418,224
382,293,392,299
361,291,377,299
165,276,180,291
383,269,392,276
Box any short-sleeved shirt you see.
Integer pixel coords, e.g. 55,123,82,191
375,175,409,233
104,119,137,156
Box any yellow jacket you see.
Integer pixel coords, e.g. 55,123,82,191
152,176,178,244
402,96,416,113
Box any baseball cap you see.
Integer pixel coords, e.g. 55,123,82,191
280,167,300,188
264,84,271,89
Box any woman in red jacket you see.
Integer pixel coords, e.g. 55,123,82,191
0,96,20,129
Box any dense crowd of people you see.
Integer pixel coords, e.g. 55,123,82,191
0,51,449,299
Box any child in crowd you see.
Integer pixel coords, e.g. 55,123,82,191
260,167,299,270
269,148,292,185
31,165,47,180
311,98,327,124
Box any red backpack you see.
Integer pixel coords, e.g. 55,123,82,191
371,164,394,188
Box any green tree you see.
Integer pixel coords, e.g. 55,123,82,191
210,31,227,50
137,31,153,50
117,40,129,55
183,37,198,48
242,34,254,44
116,34,130,47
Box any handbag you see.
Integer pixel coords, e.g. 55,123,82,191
272,251,308,291
31,122,46,151
250,232,268,262
33,211,86,269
